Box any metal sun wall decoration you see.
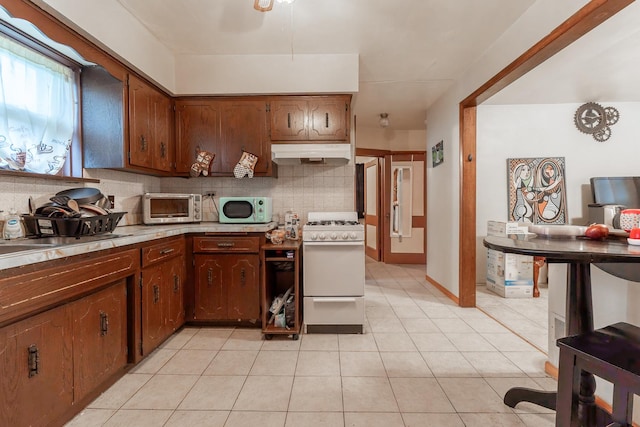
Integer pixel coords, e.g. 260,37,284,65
507,157,567,225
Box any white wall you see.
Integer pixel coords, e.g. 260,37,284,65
425,0,589,296
356,127,426,151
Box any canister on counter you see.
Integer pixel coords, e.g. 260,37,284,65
284,209,300,240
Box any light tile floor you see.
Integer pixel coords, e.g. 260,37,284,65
66,260,555,427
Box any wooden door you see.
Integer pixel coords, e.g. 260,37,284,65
128,75,154,168
227,254,260,320
219,98,270,175
364,158,381,261
166,256,186,332
193,254,227,320
174,99,221,174
309,97,349,141
270,98,307,140
382,152,427,264
141,264,166,354
72,280,127,402
0,306,73,427
153,91,173,172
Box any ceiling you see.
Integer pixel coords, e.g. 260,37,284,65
485,1,640,105
114,0,536,130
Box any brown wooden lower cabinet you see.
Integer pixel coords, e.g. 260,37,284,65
73,280,128,402
141,237,186,354
192,236,260,322
0,304,74,427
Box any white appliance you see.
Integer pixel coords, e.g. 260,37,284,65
271,143,351,165
303,211,365,333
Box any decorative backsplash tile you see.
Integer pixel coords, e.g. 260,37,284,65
0,163,355,225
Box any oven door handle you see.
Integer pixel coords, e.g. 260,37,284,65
313,297,357,303
303,241,363,246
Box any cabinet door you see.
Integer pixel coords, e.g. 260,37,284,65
309,97,349,141
128,75,154,168
141,264,166,354
166,256,186,332
219,99,271,175
72,280,128,402
175,99,221,174
0,306,73,427
270,98,307,140
194,254,227,320
227,254,260,320
153,92,173,172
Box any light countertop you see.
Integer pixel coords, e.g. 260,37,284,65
0,221,277,271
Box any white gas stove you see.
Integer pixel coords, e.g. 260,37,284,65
303,211,364,242
302,211,365,334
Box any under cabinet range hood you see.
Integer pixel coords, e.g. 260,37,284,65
271,143,351,165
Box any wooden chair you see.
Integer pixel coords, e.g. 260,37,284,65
556,322,640,427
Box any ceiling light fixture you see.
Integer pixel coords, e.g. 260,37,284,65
379,113,390,128
254,0,295,12
254,0,273,12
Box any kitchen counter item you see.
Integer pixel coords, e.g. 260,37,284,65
22,211,125,237
55,187,104,205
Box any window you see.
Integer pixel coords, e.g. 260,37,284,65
0,31,77,175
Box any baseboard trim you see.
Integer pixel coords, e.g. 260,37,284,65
425,274,459,305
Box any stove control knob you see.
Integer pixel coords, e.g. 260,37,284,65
330,233,337,240
319,233,326,240
350,232,358,240
310,233,318,240
341,232,349,240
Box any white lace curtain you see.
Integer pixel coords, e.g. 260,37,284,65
0,33,75,174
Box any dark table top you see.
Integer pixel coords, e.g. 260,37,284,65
484,234,640,264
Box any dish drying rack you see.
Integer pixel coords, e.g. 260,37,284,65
22,212,126,238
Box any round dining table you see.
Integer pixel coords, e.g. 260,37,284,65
483,233,640,427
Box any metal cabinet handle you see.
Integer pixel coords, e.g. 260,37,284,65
207,268,213,286
173,274,180,293
100,311,109,336
153,285,160,304
160,248,175,255
28,344,39,378
325,112,329,128
217,242,235,248
240,268,246,286
160,141,166,158
140,135,147,151
287,112,291,129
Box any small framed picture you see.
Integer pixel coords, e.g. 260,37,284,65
432,140,444,167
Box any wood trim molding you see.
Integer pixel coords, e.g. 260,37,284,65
458,0,634,308
355,147,390,157
426,275,459,305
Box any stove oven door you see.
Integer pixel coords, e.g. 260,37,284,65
303,240,365,296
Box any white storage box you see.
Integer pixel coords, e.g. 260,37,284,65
486,220,533,298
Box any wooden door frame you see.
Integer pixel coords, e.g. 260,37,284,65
382,152,427,264
363,158,381,260
458,0,634,307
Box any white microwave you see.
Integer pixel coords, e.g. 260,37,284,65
142,193,202,225
218,196,272,223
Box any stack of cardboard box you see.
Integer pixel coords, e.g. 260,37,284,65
486,221,534,298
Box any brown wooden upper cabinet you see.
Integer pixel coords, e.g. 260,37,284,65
175,97,272,176
129,75,174,172
270,95,351,142
82,66,174,176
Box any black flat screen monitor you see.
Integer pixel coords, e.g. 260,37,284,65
590,177,640,208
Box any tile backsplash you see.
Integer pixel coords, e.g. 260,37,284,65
0,163,355,226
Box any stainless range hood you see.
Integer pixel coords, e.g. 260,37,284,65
271,143,351,165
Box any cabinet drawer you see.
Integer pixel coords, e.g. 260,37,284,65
193,236,260,253
141,237,184,267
